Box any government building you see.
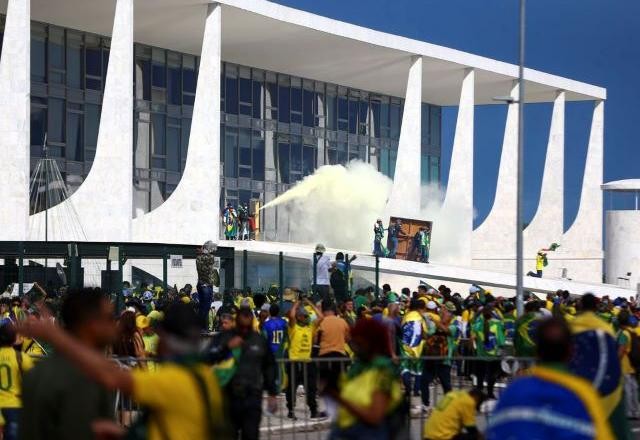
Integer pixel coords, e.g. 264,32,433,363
0,0,622,295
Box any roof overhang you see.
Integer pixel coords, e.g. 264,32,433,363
601,179,640,192
2,0,607,105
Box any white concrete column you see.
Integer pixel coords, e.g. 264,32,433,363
133,3,221,244
436,68,474,266
384,55,422,219
471,81,519,271
0,0,30,241
562,100,604,251
29,0,134,242
524,91,565,254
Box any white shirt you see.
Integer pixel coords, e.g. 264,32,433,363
313,254,331,285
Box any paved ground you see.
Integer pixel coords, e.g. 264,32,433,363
258,384,640,439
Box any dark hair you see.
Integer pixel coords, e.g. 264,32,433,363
618,310,631,327
237,307,254,319
159,302,200,341
536,317,572,363
580,293,597,312
351,318,391,357
382,284,391,292
269,304,280,317
0,322,16,347
253,294,266,310
321,299,337,313
468,389,487,409
61,288,109,333
524,301,537,313
401,287,410,296
113,311,138,357
335,252,345,261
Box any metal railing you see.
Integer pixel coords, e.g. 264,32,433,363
111,355,533,439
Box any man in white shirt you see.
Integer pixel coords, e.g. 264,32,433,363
312,243,331,302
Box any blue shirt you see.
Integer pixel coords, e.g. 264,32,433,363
262,317,288,356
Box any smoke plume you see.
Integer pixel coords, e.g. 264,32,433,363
262,161,471,265
262,162,392,251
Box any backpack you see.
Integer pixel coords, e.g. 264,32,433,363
330,269,347,292
424,331,448,357
627,330,640,371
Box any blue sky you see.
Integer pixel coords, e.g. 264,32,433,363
273,0,640,230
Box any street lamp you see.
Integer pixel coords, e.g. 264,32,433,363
493,0,526,316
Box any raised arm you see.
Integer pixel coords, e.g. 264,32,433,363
19,318,134,395
288,300,300,327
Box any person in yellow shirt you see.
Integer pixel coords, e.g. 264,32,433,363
423,389,485,440
19,301,230,440
286,298,325,420
616,310,639,419
327,318,403,439
0,318,34,440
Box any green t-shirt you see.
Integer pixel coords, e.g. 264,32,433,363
354,295,368,310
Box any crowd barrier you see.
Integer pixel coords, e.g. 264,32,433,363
112,355,534,439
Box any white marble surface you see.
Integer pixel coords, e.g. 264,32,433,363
29,0,133,242
384,55,422,220
0,0,30,241
133,3,221,245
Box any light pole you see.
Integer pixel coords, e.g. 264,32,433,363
516,0,526,316
493,0,525,315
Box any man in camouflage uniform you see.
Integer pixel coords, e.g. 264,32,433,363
196,240,220,330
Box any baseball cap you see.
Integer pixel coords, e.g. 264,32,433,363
136,315,150,330
444,301,457,312
426,301,438,310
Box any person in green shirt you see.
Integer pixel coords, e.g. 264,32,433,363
514,301,540,358
471,306,505,398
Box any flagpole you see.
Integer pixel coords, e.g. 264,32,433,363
515,0,526,316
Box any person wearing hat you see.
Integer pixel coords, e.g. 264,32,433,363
196,240,220,331
137,315,159,359
421,301,453,411
312,244,331,302
286,299,325,420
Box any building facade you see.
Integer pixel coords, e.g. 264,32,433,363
0,0,607,283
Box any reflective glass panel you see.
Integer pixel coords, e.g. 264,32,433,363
30,105,46,147
167,125,180,172
66,111,83,161
48,98,65,143
84,104,100,149
152,114,166,155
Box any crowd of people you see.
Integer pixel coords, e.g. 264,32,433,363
222,203,255,241
0,241,637,439
373,219,431,263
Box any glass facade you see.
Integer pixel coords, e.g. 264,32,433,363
0,17,442,239
220,62,441,240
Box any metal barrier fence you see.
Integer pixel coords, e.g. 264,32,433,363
112,355,534,439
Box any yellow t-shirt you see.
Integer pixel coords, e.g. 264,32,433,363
337,365,403,429
132,363,225,440
423,391,476,440
288,323,314,361
536,254,545,271
619,329,634,375
0,346,34,408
